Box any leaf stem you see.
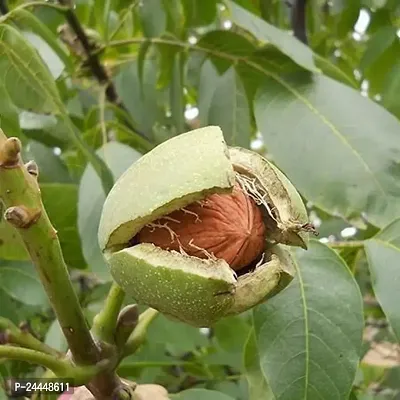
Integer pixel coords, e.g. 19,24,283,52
0,345,70,376
0,317,61,357
291,0,308,45
123,308,159,357
92,283,125,343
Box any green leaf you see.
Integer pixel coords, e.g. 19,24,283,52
334,2,361,38
162,0,184,36
208,66,251,148
19,112,69,148
0,83,21,139
360,26,397,71
227,1,317,71
146,314,208,355
0,24,58,113
0,210,28,261
254,73,400,228
382,59,400,119
137,41,152,91
22,32,64,80
0,24,114,194
214,315,251,352
244,329,274,400
44,319,68,352
172,389,235,400
253,241,363,400
0,267,48,307
155,37,181,89
41,183,86,270
24,141,72,183
115,60,161,135
0,288,20,322
182,0,217,27
364,218,400,342
198,59,220,126
170,53,185,134
78,142,141,280
198,30,257,74
138,0,166,37
6,8,72,73
363,40,400,96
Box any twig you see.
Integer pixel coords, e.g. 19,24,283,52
0,1,69,23
114,305,139,349
0,131,127,399
57,0,149,141
0,317,61,357
92,283,125,344
291,0,308,45
0,345,101,382
123,308,159,356
0,345,69,375
0,0,8,14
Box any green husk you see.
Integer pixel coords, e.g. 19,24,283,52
107,243,236,327
229,147,309,249
98,126,236,251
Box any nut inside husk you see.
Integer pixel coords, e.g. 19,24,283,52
136,181,266,271
99,126,311,326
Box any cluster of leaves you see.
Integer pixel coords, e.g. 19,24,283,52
0,0,399,399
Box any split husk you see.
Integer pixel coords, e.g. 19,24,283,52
99,126,311,327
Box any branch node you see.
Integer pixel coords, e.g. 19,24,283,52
111,382,137,400
0,137,21,168
115,304,139,348
4,206,41,228
25,160,39,178
0,331,9,344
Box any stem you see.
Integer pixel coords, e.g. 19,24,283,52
0,317,61,357
0,345,70,376
57,0,148,141
114,305,139,349
92,283,125,343
0,132,129,399
0,346,107,386
123,309,159,357
0,0,8,14
0,133,98,366
291,0,308,45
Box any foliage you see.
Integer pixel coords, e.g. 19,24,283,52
0,0,400,399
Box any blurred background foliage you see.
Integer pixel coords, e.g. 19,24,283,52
0,0,399,399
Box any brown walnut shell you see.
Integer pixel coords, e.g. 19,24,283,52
137,183,266,271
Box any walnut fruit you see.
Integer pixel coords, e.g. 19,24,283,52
98,126,312,327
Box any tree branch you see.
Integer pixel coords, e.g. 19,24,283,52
291,0,308,45
0,0,8,15
57,0,149,141
0,345,106,385
0,131,129,399
0,345,70,375
0,317,61,357
123,309,159,357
